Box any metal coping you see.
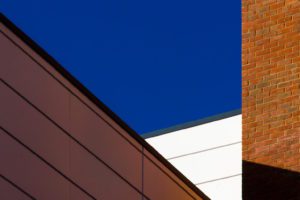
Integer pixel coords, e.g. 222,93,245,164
0,13,210,200
142,109,241,139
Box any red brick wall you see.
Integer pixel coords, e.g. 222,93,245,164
242,0,300,198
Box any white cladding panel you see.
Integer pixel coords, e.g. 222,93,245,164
146,115,241,159
146,114,242,200
169,143,241,184
199,175,242,200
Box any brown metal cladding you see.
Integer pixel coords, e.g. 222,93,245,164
0,28,143,191
70,185,94,200
0,22,142,151
0,81,143,199
70,140,142,199
0,81,70,174
70,96,143,189
0,31,71,131
0,13,209,200
0,177,32,200
143,156,193,200
0,128,96,200
143,150,203,200
0,129,70,200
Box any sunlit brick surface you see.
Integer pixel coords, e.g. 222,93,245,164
242,0,300,171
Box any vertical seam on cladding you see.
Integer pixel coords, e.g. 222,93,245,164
0,79,150,200
0,127,97,200
141,147,144,200
0,29,208,200
1,76,200,199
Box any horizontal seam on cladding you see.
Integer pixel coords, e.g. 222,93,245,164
0,30,141,154
0,174,36,200
0,127,96,200
195,174,242,185
0,30,206,200
0,79,150,200
167,141,242,160
0,18,211,199
1,78,197,200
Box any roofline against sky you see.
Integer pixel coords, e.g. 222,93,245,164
0,13,210,200
142,109,241,139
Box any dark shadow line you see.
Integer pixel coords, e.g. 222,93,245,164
0,127,97,200
0,174,36,200
143,153,210,200
0,79,150,200
0,28,209,200
0,29,141,154
1,77,206,200
0,14,209,199
0,29,198,200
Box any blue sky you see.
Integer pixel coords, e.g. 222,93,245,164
1,0,241,134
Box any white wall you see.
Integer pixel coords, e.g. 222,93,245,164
146,115,242,200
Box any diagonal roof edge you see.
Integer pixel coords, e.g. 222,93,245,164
0,13,210,200
142,109,241,139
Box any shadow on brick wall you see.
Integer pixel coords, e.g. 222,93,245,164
243,161,300,200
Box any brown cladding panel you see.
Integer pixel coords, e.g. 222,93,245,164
0,23,142,151
0,32,71,131
0,17,208,200
0,129,70,200
70,96,142,190
72,92,142,151
0,177,31,200
0,81,142,199
0,81,70,174
70,140,142,200
144,150,203,200
1,26,143,190
70,185,94,200
143,153,195,200
0,81,93,200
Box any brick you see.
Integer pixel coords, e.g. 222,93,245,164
242,1,300,197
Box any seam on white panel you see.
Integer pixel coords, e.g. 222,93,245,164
195,174,242,185
167,141,241,160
